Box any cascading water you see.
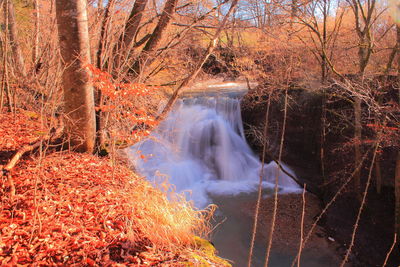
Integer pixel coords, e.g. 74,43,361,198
128,89,343,267
129,93,301,208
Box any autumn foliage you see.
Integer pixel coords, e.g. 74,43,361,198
87,64,160,147
0,0,398,265
0,111,217,266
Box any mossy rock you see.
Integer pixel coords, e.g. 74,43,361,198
185,236,231,266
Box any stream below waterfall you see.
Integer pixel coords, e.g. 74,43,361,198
129,84,341,266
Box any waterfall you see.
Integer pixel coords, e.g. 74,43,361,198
129,94,300,208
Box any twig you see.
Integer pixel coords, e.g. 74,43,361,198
298,184,306,267
247,91,271,267
264,86,289,267
290,146,372,267
271,159,301,185
381,233,397,267
3,119,63,172
340,140,380,266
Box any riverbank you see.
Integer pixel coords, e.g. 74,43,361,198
0,110,229,266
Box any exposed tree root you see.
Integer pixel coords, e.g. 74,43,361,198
1,116,63,200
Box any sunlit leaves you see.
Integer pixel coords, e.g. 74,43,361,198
86,65,159,144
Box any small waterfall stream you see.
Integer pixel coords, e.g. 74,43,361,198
129,94,300,208
128,87,341,266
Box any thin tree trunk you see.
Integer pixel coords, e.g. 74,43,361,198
1,0,11,112
247,91,271,267
131,0,178,76
96,0,114,69
358,35,372,74
348,0,375,199
120,0,148,53
321,0,328,82
4,0,26,77
384,43,398,76
353,48,370,200
290,0,297,28
264,87,289,267
1,0,8,111
56,0,96,153
95,0,114,150
33,0,40,64
385,24,400,76
113,0,148,71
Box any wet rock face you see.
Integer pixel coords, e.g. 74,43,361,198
241,88,324,194
241,86,400,267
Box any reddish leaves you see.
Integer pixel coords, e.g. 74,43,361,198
0,152,189,266
86,65,159,145
0,110,47,152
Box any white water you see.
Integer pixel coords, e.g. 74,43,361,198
129,95,301,208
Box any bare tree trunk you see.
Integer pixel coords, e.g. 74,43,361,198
120,0,148,54
56,0,96,153
1,35,11,112
348,0,376,198
95,0,115,150
33,0,40,65
290,0,297,28
358,35,372,74
4,0,26,77
1,0,9,111
385,24,400,75
384,40,398,75
112,0,148,71
131,0,178,76
96,0,114,69
321,0,328,82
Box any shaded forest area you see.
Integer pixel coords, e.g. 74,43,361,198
0,0,399,266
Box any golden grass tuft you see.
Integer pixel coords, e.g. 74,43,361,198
123,171,216,250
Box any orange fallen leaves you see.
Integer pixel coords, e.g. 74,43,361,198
0,152,196,266
0,111,214,266
0,109,48,153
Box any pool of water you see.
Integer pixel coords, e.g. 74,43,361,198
210,192,341,267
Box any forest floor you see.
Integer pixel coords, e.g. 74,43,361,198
0,109,228,266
